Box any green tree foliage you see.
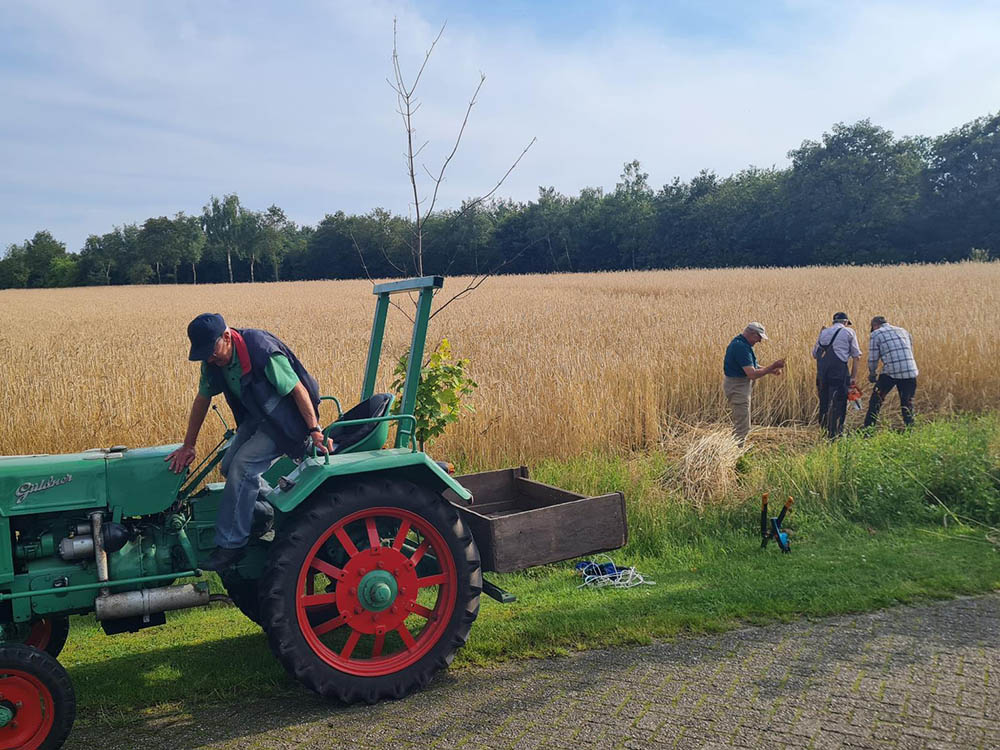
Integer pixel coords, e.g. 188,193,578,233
0,243,29,288
259,205,291,281
174,212,206,283
201,194,243,283
138,216,178,284
784,120,925,264
922,112,1000,260
3,111,1000,290
390,339,477,451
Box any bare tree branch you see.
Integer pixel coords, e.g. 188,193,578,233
451,137,537,222
424,73,486,219
429,236,541,320
392,19,447,276
390,18,535,292
351,229,415,323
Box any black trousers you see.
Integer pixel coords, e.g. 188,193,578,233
864,374,916,427
817,374,850,438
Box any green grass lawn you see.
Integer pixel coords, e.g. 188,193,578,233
61,416,1000,726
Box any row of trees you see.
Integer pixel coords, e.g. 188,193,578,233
2,111,997,289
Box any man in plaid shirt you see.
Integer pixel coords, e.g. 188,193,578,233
864,316,918,428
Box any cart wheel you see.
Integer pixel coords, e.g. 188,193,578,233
0,644,76,750
2,618,70,660
260,478,481,703
220,569,264,628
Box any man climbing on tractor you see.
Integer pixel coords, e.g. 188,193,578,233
166,313,332,571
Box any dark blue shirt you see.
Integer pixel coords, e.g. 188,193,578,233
723,334,758,378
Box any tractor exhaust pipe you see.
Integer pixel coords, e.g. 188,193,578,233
95,582,210,621
90,511,110,596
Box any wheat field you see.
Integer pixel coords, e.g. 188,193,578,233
1,263,998,468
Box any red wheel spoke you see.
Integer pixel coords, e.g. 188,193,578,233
409,602,434,619
314,613,348,636
409,538,430,567
396,624,416,648
333,527,359,557
310,557,344,581
366,517,380,549
392,519,412,550
372,632,385,657
340,628,362,659
416,573,447,588
301,592,339,608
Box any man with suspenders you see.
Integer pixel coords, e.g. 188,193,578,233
813,312,862,439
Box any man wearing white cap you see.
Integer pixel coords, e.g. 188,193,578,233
722,323,785,443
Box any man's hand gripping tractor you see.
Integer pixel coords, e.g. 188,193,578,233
0,277,627,749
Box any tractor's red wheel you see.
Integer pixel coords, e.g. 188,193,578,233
0,644,75,750
261,479,481,703
1,618,70,660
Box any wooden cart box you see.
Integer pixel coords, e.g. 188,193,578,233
446,466,627,573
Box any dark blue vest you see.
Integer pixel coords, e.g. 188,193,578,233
206,328,321,458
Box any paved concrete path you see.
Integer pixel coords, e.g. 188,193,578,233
67,594,1000,750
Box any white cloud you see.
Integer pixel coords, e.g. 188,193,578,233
1,0,998,251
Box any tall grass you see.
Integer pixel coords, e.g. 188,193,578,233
1,263,998,465
531,414,1000,558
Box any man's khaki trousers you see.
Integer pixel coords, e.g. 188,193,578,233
723,376,752,443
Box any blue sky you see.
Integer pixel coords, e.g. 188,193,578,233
2,0,999,253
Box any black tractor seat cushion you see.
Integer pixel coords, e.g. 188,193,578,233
328,393,393,454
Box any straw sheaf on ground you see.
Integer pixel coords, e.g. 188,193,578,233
1,263,997,468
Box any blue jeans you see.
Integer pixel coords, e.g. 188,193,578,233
216,424,282,549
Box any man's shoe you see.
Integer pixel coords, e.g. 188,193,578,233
200,546,246,572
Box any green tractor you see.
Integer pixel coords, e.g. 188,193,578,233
0,276,627,749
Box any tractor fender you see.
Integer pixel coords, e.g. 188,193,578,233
266,448,471,514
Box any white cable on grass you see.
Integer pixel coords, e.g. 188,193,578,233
576,554,655,590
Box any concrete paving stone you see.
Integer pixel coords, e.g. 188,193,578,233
950,726,986,748
899,725,954,742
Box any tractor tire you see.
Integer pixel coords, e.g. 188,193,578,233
7,618,70,660
260,478,481,704
220,569,264,628
0,644,76,750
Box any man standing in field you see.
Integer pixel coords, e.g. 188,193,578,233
166,313,331,571
813,312,862,439
722,322,785,444
864,316,918,429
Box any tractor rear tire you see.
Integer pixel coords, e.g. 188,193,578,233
259,478,481,704
0,644,76,750
220,569,264,628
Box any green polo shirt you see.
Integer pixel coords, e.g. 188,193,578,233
198,349,300,401
723,334,758,378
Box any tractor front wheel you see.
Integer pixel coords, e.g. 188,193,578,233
2,617,70,660
0,644,76,750
260,478,481,703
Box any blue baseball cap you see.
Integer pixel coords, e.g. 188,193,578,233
187,313,227,361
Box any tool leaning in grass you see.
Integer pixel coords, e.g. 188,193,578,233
760,492,794,553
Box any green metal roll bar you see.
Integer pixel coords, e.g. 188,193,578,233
361,275,443,450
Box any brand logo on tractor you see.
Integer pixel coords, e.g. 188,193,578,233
14,474,73,504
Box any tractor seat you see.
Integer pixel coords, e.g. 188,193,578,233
328,393,395,454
